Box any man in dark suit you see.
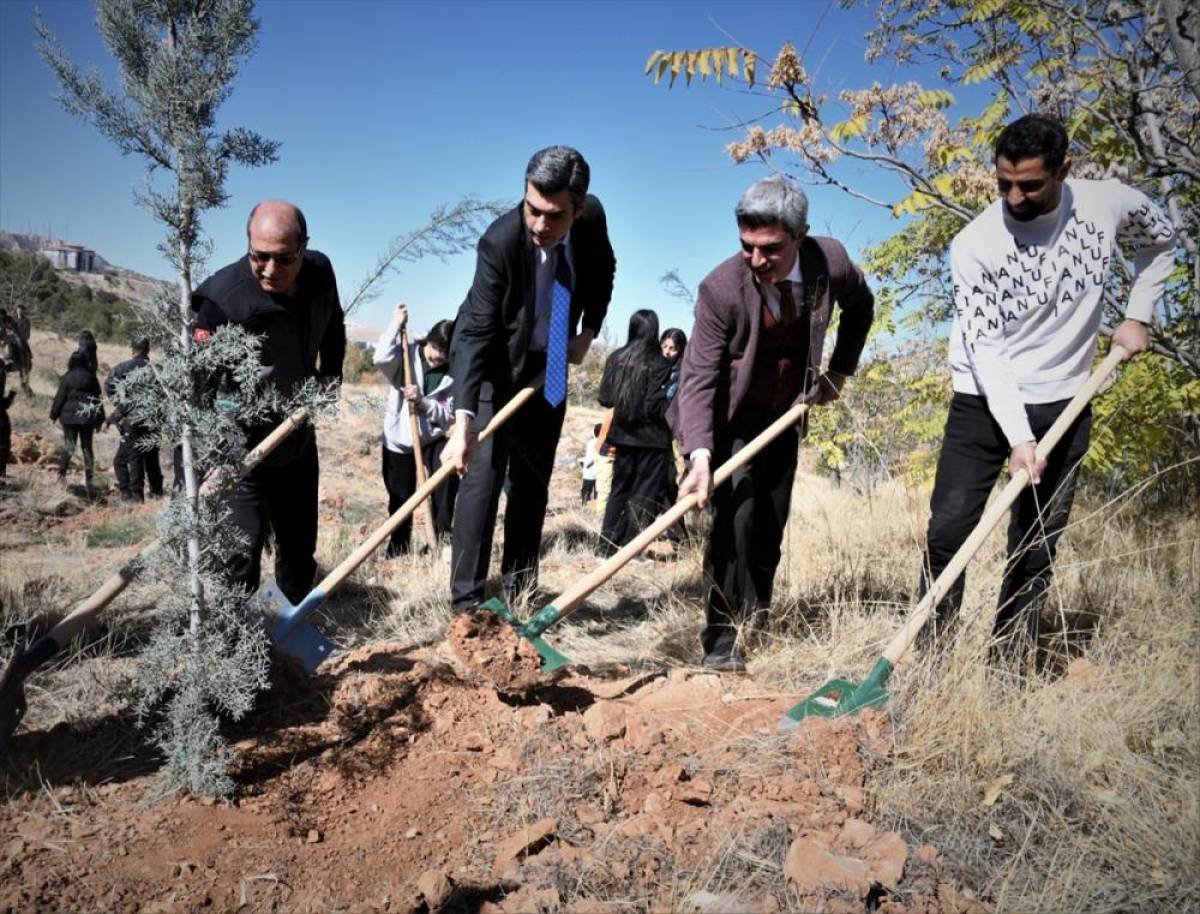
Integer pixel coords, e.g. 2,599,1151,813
670,176,874,670
443,146,616,610
192,200,345,605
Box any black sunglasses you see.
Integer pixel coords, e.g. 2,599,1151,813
248,246,304,266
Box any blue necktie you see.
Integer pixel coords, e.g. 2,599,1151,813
544,243,572,407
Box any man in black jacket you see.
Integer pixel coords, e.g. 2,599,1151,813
105,336,164,502
442,146,616,610
192,200,346,605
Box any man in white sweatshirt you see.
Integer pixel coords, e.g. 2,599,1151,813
922,113,1176,663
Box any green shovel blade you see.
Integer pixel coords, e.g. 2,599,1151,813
778,657,894,730
477,597,523,626
476,600,574,674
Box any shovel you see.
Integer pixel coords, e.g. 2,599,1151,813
0,408,311,748
261,386,538,672
401,328,438,550
479,400,812,673
778,345,1129,729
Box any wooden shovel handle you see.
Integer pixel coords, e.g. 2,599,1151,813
882,345,1128,665
312,386,539,598
550,400,812,620
45,407,312,646
400,330,438,548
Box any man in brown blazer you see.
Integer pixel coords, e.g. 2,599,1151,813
670,175,874,670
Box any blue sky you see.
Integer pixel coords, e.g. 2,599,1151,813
1,0,934,340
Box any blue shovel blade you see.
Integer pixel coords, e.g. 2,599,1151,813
259,583,336,674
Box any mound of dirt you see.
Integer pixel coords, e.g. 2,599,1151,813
0,655,989,913
446,609,547,695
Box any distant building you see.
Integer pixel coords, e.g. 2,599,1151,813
40,242,97,272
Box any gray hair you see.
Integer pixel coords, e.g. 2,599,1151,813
735,176,809,238
525,146,590,209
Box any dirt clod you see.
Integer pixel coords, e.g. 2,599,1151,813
446,610,546,694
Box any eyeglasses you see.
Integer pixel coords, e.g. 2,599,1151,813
248,246,304,266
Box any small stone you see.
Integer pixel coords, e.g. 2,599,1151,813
405,827,420,839
416,870,452,909
491,818,557,877
839,818,876,848
915,843,939,863
783,835,870,896
677,779,713,806
581,703,626,742
306,829,322,844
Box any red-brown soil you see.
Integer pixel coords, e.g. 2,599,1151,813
0,642,988,914
446,610,549,695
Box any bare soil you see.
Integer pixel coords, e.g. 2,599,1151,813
446,610,549,696
1,643,985,913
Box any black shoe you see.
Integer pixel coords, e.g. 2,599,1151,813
702,651,747,673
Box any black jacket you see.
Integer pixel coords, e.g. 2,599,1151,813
451,195,616,413
105,354,152,433
193,250,346,466
598,350,672,450
50,351,105,429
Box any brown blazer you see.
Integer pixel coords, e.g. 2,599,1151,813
668,235,874,455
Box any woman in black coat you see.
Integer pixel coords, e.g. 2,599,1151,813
596,309,673,556
50,349,105,489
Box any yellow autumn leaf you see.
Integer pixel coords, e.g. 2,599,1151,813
982,773,1014,807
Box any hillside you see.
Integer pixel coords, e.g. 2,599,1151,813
0,231,173,312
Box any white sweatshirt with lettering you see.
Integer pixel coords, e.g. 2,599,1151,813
948,178,1176,446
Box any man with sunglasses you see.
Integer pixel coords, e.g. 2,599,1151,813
191,199,346,607
670,175,874,672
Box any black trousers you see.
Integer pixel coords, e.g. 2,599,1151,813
58,425,95,480
225,439,319,606
0,406,10,477
381,438,459,557
703,413,800,656
113,429,163,500
921,392,1092,648
450,386,566,608
580,478,596,503
598,445,670,555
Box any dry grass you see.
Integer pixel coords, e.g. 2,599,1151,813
4,365,1197,911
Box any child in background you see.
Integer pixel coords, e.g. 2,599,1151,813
579,423,599,504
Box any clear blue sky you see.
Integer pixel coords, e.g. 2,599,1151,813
1,0,932,340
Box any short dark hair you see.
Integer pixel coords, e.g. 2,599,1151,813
525,146,590,209
246,201,309,246
995,114,1069,172
131,336,150,355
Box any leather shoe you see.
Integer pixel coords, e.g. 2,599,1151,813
702,651,747,673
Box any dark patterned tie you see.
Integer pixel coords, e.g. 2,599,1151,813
776,280,797,326
544,244,572,407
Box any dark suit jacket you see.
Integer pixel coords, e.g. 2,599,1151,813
451,194,616,413
668,235,874,455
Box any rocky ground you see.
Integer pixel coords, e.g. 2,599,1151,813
1,642,985,913
0,330,994,913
